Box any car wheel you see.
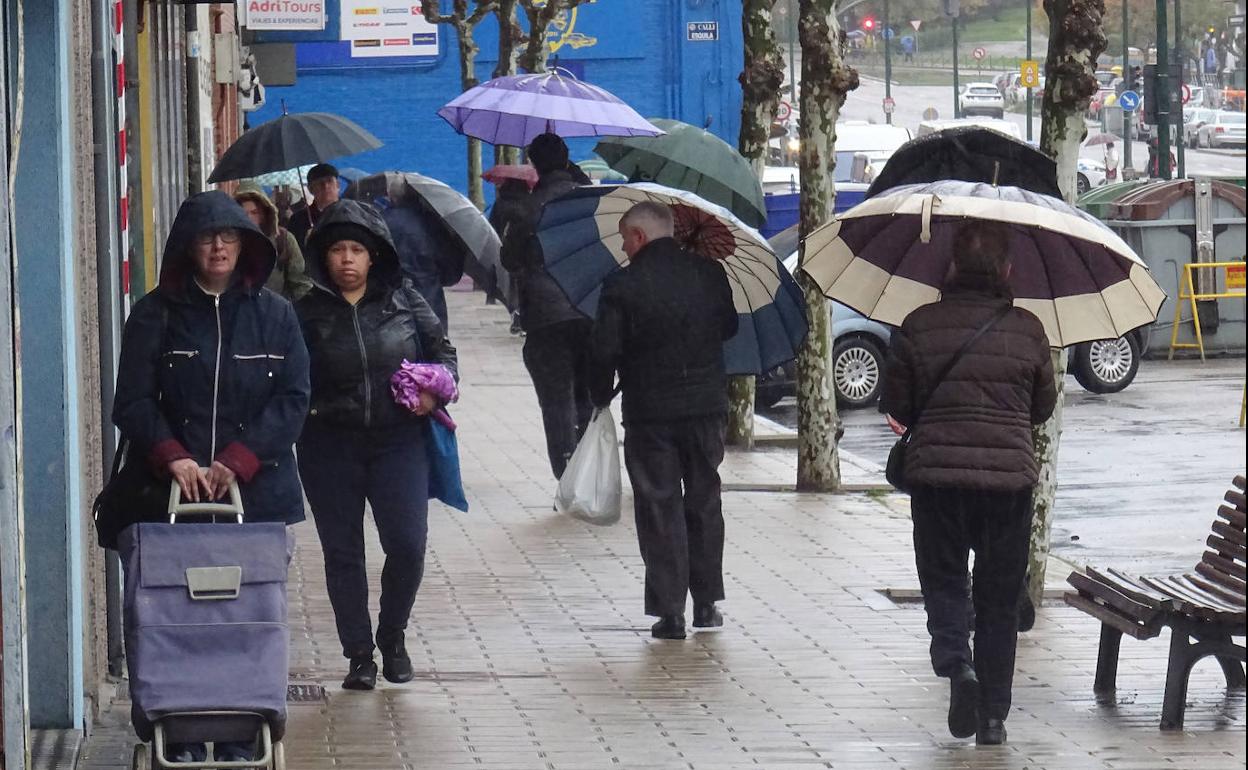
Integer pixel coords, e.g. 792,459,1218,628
1076,173,1090,195
1071,335,1141,394
833,336,885,409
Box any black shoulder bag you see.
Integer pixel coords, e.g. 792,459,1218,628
885,305,1012,493
92,304,173,549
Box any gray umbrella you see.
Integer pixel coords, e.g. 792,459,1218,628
347,172,508,307
207,111,382,183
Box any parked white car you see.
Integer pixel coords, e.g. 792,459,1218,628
1076,158,1107,194
1184,107,1219,148
1196,110,1247,148
959,82,1006,118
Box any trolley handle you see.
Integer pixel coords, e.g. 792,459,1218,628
167,477,244,523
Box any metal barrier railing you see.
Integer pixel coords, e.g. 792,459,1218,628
1167,261,1247,362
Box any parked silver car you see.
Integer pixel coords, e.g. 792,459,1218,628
755,226,893,409
958,82,1007,119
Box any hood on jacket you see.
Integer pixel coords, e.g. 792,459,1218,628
305,198,402,292
159,190,277,299
233,181,279,239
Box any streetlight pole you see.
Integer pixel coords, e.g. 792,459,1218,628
789,0,797,107
1123,0,1133,171
1156,0,1172,180
1175,0,1186,178
884,0,893,124
952,15,961,117
1026,0,1033,142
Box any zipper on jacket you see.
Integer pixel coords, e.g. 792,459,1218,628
350,304,372,427
210,294,223,460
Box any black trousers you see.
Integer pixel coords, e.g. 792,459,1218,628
911,486,1034,721
624,416,727,617
298,422,430,658
522,320,593,478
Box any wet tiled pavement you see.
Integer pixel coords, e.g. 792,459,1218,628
79,290,1245,769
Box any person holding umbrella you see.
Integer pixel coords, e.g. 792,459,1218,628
499,133,594,479
289,163,342,248
589,201,738,640
234,182,314,302
295,199,458,691
878,220,1057,746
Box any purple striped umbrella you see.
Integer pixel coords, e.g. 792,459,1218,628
801,180,1166,348
437,72,664,148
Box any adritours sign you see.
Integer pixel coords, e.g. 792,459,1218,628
242,0,327,31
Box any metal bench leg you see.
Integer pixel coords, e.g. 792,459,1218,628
1212,634,1247,689
1161,628,1196,730
1094,624,1123,695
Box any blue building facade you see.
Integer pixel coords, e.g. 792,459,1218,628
251,0,745,198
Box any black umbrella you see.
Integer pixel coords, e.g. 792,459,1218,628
346,172,508,308
207,111,382,183
866,126,1063,200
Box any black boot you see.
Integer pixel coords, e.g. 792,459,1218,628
377,628,414,684
947,664,980,739
692,603,723,629
976,717,1007,745
342,656,378,691
650,615,686,640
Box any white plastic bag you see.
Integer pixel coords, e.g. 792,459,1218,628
555,407,622,526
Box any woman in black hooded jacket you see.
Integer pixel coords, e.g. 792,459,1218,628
295,199,458,691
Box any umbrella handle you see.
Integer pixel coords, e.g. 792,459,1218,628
920,194,937,244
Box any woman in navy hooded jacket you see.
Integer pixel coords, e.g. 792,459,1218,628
295,199,458,692
111,190,310,763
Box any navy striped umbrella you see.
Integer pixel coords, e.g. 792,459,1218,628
536,183,807,375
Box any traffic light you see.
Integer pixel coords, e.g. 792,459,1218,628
861,16,877,32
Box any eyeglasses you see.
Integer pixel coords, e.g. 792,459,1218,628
194,228,242,246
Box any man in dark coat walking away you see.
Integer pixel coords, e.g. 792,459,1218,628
288,163,342,248
499,133,594,479
879,220,1057,746
590,202,739,640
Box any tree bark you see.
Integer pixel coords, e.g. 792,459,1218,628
494,0,523,166
728,0,787,449
795,0,858,491
1031,0,1107,605
518,0,590,74
423,0,498,209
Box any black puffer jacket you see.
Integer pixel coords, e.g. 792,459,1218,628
296,199,458,432
497,169,586,331
878,271,1058,492
113,191,311,524
589,237,738,425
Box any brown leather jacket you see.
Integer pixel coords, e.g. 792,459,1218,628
879,272,1057,492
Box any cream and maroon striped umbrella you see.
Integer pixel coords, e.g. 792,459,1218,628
800,180,1166,348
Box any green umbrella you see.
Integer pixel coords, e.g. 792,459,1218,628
594,118,767,227
576,157,628,182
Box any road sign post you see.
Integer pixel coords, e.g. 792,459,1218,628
1026,0,1033,142
884,0,893,125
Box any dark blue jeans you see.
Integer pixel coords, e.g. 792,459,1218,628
298,421,430,658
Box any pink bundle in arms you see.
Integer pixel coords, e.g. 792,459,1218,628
390,360,459,429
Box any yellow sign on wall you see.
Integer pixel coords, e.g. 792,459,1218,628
1020,60,1041,88
1228,264,1246,290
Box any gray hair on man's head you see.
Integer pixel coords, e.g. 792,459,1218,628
620,201,675,238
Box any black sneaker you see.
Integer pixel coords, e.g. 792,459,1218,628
343,656,378,690
692,603,723,629
650,615,686,640
948,664,980,739
976,717,1007,745
377,629,414,684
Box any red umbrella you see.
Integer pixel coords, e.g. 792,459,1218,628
483,164,539,189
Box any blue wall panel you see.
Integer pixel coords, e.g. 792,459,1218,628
249,0,743,201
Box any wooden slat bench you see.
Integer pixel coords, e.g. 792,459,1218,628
1065,475,1247,729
